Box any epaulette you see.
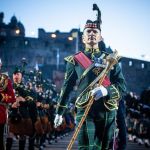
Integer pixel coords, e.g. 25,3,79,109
0,73,8,92
64,55,75,65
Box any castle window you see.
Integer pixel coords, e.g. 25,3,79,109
24,40,28,45
141,63,145,69
129,61,132,66
51,33,56,38
15,29,20,35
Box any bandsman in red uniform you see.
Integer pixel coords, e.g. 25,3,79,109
0,59,16,150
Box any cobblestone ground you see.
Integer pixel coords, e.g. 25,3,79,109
9,132,148,150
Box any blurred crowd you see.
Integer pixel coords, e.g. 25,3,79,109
125,90,150,148
0,59,75,150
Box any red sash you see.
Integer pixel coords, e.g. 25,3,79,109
74,52,92,69
74,51,111,87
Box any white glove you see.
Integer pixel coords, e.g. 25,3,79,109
54,114,63,128
90,85,108,100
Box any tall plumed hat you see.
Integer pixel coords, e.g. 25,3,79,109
84,4,102,31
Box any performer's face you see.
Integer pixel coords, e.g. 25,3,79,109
13,72,22,83
82,28,101,46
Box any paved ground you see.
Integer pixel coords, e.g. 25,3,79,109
10,132,148,150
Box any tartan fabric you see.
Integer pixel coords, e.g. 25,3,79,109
56,50,126,149
76,107,116,150
76,115,95,150
84,23,98,29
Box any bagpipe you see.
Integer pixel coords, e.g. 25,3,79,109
8,82,36,136
34,110,53,136
34,92,54,136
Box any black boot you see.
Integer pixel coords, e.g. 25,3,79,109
19,139,26,150
6,138,13,150
29,137,35,150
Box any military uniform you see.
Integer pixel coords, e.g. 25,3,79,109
56,49,126,149
55,5,126,149
0,73,16,150
7,67,37,150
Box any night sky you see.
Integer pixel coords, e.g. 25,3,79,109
1,0,150,60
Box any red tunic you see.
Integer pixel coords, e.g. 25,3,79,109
0,75,16,124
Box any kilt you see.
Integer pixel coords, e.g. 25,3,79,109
76,101,116,150
9,118,33,136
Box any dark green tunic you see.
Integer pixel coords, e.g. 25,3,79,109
56,50,126,150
